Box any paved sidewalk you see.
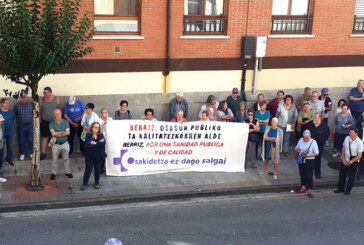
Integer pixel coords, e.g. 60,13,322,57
0,147,361,213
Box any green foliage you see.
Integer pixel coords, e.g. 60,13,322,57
0,0,94,88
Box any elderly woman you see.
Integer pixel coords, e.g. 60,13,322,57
235,101,247,123
115,100,132,120
171,110,187,123
261,117,283,179
276,95,298,157
199,95,219,121
81,103,100,141
217,100,234,122
245,108,260,169
81,122,106,190
295,130,319,198
98,108,113,133
335,99,351,115
144,108,158,121
332,104,354,157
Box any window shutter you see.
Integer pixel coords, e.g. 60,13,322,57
356,0,364,16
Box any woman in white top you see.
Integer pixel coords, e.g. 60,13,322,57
81,103,100,140
199,95,219,121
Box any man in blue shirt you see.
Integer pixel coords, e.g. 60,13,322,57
64,96,85,155
0,98,16,166
13,92,33,161
349,79,364,123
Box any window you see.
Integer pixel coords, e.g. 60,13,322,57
94,0,140,33
271,0,314,34
353,0,364,33
183,0,228,35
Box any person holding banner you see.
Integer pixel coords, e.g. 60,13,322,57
217,100,234,122
144,108,158,121
261,117,283,179
81,122,106,190
245,109,260,170
171,110,187,123
198,95,219,121
295,130,319,198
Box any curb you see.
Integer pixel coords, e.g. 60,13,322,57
2,179,362,214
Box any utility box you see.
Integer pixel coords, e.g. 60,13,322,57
241,36,254,60
256,36,267,58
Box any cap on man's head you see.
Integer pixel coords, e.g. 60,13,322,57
69,96,76,105
303,130,311,137
0,114,4,122
20,92,27,98
176,91,183,97
304,87,311,91
104,238,122,245
321,88,329,93
232,88,239,92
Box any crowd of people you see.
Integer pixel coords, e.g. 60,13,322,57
0,81,363,196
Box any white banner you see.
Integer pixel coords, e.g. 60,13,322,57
105,120,249,176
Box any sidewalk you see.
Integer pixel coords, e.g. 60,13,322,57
0,147,361,213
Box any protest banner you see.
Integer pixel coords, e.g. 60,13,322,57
105,120,249,176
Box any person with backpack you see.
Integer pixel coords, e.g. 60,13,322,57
114,100,132,120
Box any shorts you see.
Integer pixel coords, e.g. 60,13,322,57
40,120,51,137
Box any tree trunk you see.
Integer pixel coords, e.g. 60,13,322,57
27,81,43,190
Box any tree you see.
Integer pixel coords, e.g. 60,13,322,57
0,0,94,190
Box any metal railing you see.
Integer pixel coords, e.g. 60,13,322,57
353,16,364,33
183,16,228,35
271,16,313,34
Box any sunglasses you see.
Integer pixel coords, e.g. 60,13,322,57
248,114,253,116
233,92,238,94
323,94,328,96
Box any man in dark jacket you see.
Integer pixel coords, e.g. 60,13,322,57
307,113,331,179
226,88,244,116
166,91,189,121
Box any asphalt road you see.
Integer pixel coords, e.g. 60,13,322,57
1,190,364,245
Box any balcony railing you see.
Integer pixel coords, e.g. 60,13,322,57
271,16,313,34
353,16,364,33
183,16,228,35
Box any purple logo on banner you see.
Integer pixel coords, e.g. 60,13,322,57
113,149,135,172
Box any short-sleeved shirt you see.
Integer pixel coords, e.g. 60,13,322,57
64,100,85,121
318,96,332,118
14,101,33,125
297,111,315,132
309,100,325,115
349,87,364,113
226,95,243,116
343,136,364,162
276,104,298,128
335,113,354,135
0,109,15,137
296,94,311,111
255,110,270,133
217,109,233,122
295,138,319,160
49,119,70,144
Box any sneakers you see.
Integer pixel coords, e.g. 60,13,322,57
40,153,46,160
332,152,340,157
50,174,56,180
19,155,25,161
29,154,33,159
94,184,100,189
0,177,7,183
307,192,314,198
334,189,344,193
273,175,278,179
66,173,73,179
81,185,87,191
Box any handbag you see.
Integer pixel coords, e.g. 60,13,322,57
269,144,276,160
248,132,260,142
297,140,313,164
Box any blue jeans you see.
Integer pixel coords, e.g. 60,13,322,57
17,124,33,155
279,126,293,153
4,135,13,162
0,147,4,175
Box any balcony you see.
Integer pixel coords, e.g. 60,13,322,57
183,16,228,35
271,16,313,34
353,16,364,33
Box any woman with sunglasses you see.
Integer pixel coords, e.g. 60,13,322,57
244,108,260,169
81,122,106,190
80,103,100,141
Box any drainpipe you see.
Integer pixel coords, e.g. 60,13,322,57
252,57,259,94
240,62,248,101
163,0,171,93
